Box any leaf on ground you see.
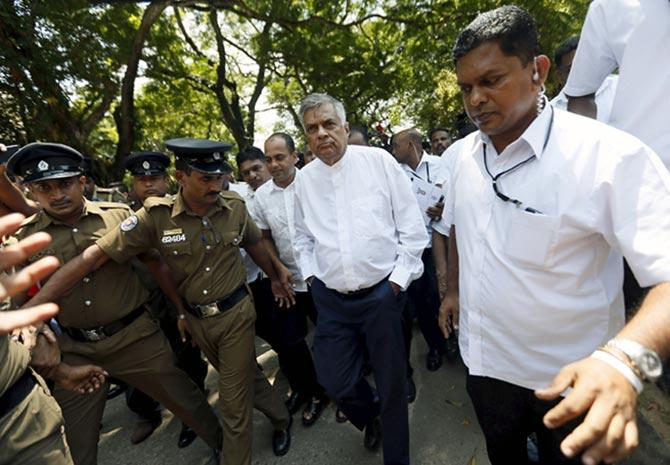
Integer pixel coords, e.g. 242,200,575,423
445,398,463,407
462,419,471,427
466,454,476,465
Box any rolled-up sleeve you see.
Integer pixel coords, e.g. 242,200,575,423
96,208,155,263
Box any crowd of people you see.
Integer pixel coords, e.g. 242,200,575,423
1,2,670,465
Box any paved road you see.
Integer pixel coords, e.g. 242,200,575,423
97,328,670,465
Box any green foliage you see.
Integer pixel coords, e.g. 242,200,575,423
1,0,591,180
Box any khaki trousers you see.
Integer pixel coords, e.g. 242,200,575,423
55,312,222,465
0,371,73,465
187,295,289,465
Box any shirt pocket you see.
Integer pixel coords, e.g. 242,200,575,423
504,209,559,268
350,194,388,239
161,241,193,260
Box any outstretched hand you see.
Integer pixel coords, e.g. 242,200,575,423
535,357,639,465
0,213,60,335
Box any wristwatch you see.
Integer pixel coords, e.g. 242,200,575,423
606,338,663,383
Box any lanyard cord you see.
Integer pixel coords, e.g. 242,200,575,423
482,107,555,210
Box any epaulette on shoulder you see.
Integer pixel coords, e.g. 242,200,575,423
144,195,174,210
94,201,132,212
220,190,244,203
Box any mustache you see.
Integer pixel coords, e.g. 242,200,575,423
206,191,221,196
50,199,70,207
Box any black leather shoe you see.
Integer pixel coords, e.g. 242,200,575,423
272,416,292,456
363,417,382,452
445,333,460,362
426,348,443,371
406,376,416,403
177,423,197,448
130,417,161,445
285,391,309,415
302,396,329,427
335,408,348,423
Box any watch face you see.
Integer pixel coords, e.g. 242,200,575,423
640,352,663,380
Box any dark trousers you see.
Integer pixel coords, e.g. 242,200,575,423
311,278,409,465
251,278,323,398
126,292,208,421
466,374,583,465
407,248,445,353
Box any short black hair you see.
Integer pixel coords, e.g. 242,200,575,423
175,157,192,174
452,5,539,65
349,124,370,144
554,35,580,67
235,146,265,168
429,127,451,141
267,132,295,153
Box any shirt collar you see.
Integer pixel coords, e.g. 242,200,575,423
38,198,101,228
478,98,553,159
171,189,230,218
270,168,299,192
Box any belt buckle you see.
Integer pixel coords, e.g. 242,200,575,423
82,327,106,342
196,302,220,318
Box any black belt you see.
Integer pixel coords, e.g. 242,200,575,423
64,304,147,343
336,278,387,299
0,370,37,419
187,284,249,318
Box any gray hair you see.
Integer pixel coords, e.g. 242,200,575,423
298,93,347,129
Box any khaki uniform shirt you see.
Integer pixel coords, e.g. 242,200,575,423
13,200,150,329
97,190,262,306
0,335,29,396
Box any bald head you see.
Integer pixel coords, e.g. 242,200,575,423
391,128,423,165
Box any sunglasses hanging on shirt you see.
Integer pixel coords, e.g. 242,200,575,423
482,107,554,215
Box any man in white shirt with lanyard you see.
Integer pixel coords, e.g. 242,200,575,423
391,128,447,372
250,132,328,426
293,93,428,465
438,5,670,465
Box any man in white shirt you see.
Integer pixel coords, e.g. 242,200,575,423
428,128,453,156
564,0,670,168
550,35,618,123
441,5,670,465
251,132,328,426
391,128,447,372
293,93,428,465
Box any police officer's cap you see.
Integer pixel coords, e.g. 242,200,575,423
7,142,84,184
165,138,232,174
124,151,170,176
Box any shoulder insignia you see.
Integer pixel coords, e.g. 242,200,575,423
120,215,139,232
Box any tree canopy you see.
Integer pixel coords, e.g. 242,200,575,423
0,0,588,182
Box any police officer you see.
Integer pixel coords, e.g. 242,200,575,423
27,138,294,465
7,142,223,465
0,211,108,465
121,151,207,447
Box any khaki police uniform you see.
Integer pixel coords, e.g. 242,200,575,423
0,335,73,465
14,200,222,465
97,190,289,465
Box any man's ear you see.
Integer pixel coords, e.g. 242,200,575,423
534,54,551,88
344,122,350,135
174,170,185,186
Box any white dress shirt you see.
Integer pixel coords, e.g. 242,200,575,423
251,170,307,292
551,74,618,123
399,151,444,248
563,0,670,167
293,145,428,293
228,181,263,283
443,105,670,390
